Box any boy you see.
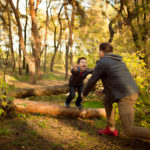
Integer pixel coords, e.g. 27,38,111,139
83,43,150,139
65,57,93,108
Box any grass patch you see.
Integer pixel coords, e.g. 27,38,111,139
27,129,39,137
37,121,47,128
28,94,67,103
83,101,104,108
0,127,11,136
41,72,66,81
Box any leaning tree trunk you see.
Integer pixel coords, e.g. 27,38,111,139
8,0,36,84
12,99,106,119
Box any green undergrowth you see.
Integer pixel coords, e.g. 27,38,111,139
41,72,67,81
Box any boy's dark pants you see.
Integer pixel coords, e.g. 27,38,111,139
66,85,83,106
103,93,150,139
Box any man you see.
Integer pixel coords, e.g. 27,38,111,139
83,42,150,139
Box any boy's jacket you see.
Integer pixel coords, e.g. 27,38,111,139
69,67,93,87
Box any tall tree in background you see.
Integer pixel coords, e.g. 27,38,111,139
43,0,51,72
64,0,75,79
16,0,22,75
107,0,150,64
23,0,29,72
6,1,16,72
50,3,64,72
29,0,42,79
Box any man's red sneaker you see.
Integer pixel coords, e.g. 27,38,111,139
97,126,118,136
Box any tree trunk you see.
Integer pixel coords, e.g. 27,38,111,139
8,0,36,84
29,58,36,84
29,0,41,79
7,1,16,72
43,0,51,72
23,0,28,70
18,43,22,75
9,84,69,98
26,64,29,73
50,4,63,72
65,42,69,79
12,99,106,119
64,0,69,79
69,0,75,67
44,44,47,72
50,28,57,72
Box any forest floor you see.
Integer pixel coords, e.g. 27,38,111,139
0,70,150,150
0,112,150,150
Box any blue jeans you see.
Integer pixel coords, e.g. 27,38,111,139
65,85,83,106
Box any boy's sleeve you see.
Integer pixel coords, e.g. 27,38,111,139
83,61,105,96
71,68,77,74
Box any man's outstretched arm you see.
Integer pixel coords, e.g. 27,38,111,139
83,62,105,96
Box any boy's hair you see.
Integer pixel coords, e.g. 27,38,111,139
99,43,113,53
77,57,86,64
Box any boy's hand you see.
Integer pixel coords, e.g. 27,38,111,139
95,90,104,97
74,64,79,71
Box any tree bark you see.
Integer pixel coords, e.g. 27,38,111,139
18,43,22,75
9,84,69,98
12,99,106,119
29,0,42,79
65,41,69,79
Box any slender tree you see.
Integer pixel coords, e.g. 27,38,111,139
43,0,51,72
50,3,64,72
6,1,16,72
23,0,28,71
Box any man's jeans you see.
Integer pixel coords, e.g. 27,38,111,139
103,93,150,139
65,85,83,106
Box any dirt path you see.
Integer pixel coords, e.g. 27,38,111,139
0,115,150,150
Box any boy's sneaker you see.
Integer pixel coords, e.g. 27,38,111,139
97,126,118,136
76,104,83,109
64,103,70,108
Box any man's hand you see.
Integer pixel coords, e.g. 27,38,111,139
95,90,104,96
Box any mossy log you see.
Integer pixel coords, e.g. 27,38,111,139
9,84,69,98
12,99,106,119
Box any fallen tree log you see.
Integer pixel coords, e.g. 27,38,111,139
9,84,69,98
12,99,106,119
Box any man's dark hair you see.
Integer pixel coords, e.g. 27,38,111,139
99,43,113,53
77,57,86,64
